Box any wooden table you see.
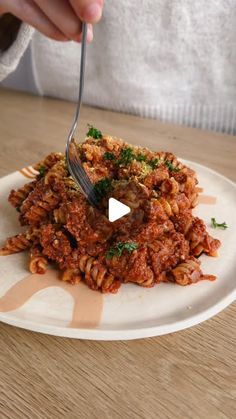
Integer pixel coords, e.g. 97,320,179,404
0,89,235,419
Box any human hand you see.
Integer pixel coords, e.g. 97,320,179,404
0,0,104,42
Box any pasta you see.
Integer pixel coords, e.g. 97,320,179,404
0,129,221,293
0,233,32,255
29,245,48,274
8,180,37,209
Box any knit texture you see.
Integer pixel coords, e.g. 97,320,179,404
0,23,34,81
32,0,236,134
1,0,236,134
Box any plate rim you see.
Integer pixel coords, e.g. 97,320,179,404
0,288,235,340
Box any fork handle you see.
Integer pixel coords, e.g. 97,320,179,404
72,22,88,132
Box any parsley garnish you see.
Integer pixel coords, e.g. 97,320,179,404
106,242,138,259
38,166,46,178
211,218,228,230
148,158,159,170
103,151,115,161
117,147,136,165
86,124,102,139
117,148,151,166
136,154,147,162
93,178,112,201
164,160,180,172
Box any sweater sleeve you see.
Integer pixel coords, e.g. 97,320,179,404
0,22,34,82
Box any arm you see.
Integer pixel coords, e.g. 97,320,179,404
0,14,34,81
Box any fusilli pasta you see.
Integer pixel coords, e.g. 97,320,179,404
29,245,48,274
1,131,221,293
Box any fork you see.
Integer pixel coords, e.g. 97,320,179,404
65,22,98,207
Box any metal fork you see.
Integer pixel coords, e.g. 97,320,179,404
65,22,98,207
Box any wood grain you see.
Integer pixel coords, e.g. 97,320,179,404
0,88,235,419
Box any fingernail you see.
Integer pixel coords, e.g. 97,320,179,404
75,25,93,43
84,3,102,22
87,26,93,42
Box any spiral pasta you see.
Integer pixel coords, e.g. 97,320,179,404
62,268,82,284
29,245,48,274
34,152,63,171
8,180,37,209
78,255,120,293
151,196,190,217
44,161,67,185
169,258,217,285
20,186,60,225
0,233,32,255
1,132,220,292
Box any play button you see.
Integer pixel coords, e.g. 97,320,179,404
108,198,131,222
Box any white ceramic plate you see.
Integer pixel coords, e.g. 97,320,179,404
0,161,235,340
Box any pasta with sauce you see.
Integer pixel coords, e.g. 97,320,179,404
0,127,221,293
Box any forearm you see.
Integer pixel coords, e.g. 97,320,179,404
0,17,34,82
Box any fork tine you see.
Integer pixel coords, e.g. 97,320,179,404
67,138,93,190
69,159,98,206
69,161,90,193
70,158,92,191
72,156,98,198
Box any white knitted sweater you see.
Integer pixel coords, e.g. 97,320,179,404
1,0,236,134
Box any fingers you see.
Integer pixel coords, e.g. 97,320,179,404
3,0,68,41
33,0,93,42
69,0,104,23
33,0,82,41
77,23,93,42
0,0,95,42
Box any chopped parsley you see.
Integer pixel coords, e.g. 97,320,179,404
86,124,102,139
164,160,180,172
148,158,159,170
117,148,148,166
93,178,112,201
136,153,147,162
106,242,138,259
117,147,136,165
103,151,115,161
211,218,228,230
116,147,163,171
38,166,46,178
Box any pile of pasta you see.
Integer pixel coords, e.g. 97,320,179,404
0,130,221,293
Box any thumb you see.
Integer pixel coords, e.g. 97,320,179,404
69,0,104,24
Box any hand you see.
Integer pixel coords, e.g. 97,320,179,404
0,0,104,42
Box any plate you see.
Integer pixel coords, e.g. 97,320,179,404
0,161,235,340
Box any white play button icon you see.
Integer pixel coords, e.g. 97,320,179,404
108,198,131,222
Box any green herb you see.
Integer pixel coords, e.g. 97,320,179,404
86,124,102,139
136,153,147,162
16,206,21,213
148,158,159,170
164,160,180,172
211,218,228,230
94,178,112,200
116,148,150,166
38,166,46,178
117,147,136,166
103,151,115,161
106,242,138,259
